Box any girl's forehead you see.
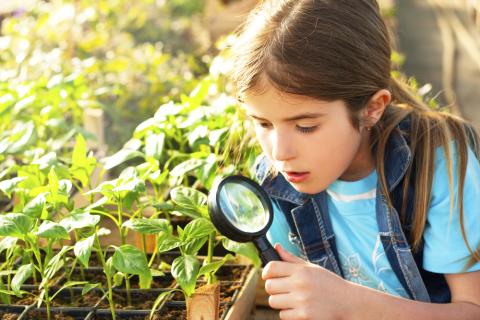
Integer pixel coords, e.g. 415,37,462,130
243,84,336,116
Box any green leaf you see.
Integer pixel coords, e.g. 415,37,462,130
11,263,34,294
0,177,26,197
182,237,208,256
171,255,200,297
112,177,145,194
0,236,17,255
74,235,95,268
72,135,87,168
35,221,70,240
59,213,100,232
70,135,97,188
151,269,165,277
6,121,36,154
122,218,169,235
139,271,153,289
198,255,234,278
170,159,205,178
150,290,174,319
156,232,180,253
170,187,208,218
48,168,59,200
85,196,108,210
43,246,71,285
113,272,124,287
145,132,165,160
182,218,215,241
105,257,115,277
0,213,32,239
32,152,57,170
208,128,229,147
23,193,48,219
112,245,151,288
222,238,261,268
101,149,145,170
82,283,101,296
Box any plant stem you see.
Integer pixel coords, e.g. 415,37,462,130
148,238,158,268
94,235,116,320
117,197,132,303
62,254,74,299
31,241,51,320
125,274,132,306
206,232,215,284
117,198,126,245
141,234,147,255
5,263,12,304
45,282,51,320
73,231,86,281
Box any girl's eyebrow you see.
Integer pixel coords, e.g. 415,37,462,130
247,112,327,122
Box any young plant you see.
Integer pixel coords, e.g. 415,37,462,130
0,213,84,320
88,238,152,320
0,236,22,304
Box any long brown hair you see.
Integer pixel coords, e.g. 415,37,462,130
230,0,480,267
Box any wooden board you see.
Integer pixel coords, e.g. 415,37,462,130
224,267,260,320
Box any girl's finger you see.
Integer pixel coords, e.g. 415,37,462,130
265,277,291,295
275,243,306,264
268,292,295,310
278,308,305,320
262,261,296,280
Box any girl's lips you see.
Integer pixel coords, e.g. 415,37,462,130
284,171,310,183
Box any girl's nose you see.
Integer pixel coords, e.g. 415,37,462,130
271,130,296,162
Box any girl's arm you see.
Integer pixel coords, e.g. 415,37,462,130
263,244,480,320
352,271,480,320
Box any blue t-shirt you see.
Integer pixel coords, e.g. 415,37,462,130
267,144,480,297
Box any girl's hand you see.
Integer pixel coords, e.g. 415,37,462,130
262,243,354,320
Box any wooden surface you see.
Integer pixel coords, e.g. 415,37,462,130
225,267,259,320
187,283,220,320
255,308,279,320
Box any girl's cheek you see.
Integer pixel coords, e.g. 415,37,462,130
255,130,272,151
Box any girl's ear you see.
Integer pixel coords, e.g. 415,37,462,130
363,89,391,127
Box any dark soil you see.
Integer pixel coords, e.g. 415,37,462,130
155,306,187,320
0,312,19,320
92,314,163,320
96,290,166,310
155,304,230,320
22,309,80,320
51,290,103,308
215,265,248,282
8,294,37,306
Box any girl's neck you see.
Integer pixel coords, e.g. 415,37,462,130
338,134,375,182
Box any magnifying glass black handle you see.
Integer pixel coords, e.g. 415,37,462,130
254,236,281,266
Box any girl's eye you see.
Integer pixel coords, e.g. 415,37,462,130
296,125,317,134
258,122,272,129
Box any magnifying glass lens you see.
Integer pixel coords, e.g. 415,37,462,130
209,175,281,264
219,182,269,233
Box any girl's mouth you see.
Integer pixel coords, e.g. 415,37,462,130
284,171,310,183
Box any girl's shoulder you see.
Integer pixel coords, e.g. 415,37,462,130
423,142,480,273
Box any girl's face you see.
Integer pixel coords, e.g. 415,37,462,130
244,82,375,194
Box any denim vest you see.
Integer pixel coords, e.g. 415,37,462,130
256,119,453,303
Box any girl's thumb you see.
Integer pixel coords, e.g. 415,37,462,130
274,243,305,264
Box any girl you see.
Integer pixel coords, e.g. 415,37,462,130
229,0,480,319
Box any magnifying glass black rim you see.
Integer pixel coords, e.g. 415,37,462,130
208,175,273,243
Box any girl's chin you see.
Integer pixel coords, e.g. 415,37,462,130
287,181,325,195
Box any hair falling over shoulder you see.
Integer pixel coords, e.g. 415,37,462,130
229,0,480,267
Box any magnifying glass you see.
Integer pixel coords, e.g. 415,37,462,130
208,175,281,265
